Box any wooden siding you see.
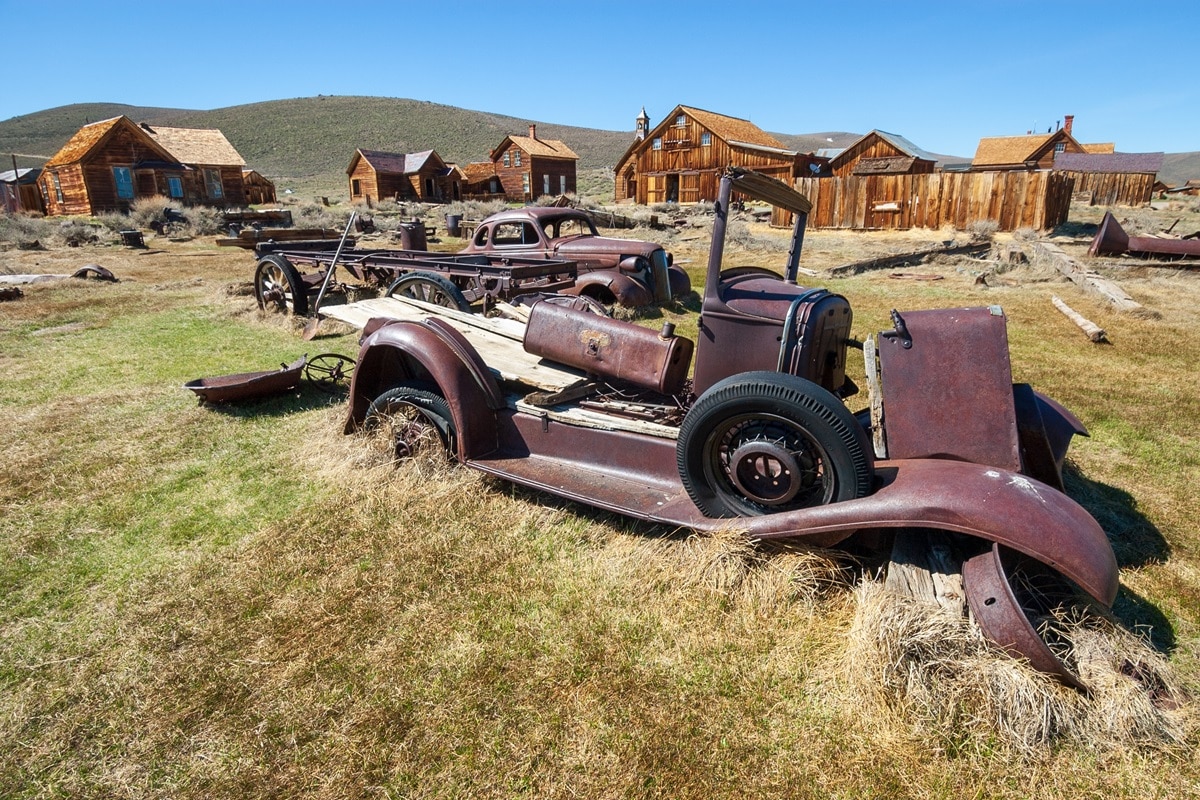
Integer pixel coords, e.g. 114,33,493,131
831,135,933,177
242,172,276,205
772,172,1074,231
492,143,576,201
1057,171,1154,207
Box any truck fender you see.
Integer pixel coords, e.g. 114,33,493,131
574,271,653,307
343,318,505,461
735,458,1118,607
667,265,693,298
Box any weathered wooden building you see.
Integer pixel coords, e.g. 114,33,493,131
970,117,1113,172
347,149,461,204
462,161,504,199
827,130,937,177
614,105,805,204
241,169,277,205
1052,151,1162,206
1,167,44,214
139,123,248,206
39,116,248,216
489,126,578,201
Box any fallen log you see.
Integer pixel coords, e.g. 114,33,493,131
828,241,990,277
1051,295,1108,343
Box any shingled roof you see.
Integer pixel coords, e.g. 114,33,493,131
972,134,1057,167
1053,152,1163,174
351,149,443,175
140,123,245,166
43,116,177,168
494,134,578,160
678,105,789,150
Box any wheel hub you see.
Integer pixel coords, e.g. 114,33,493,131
727,437,814,506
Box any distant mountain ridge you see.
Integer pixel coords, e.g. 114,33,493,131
2,96,1194,189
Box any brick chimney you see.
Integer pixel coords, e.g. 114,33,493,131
1064,115,1074,135
529,124,537,140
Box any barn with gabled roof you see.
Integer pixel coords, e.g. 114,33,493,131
489,126,578,201
614,105,809,204
828,130,937,177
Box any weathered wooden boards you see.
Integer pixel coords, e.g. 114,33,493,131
1032,241,1145,314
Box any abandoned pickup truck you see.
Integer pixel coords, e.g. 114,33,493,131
459,207,690,307
335,168,1119,689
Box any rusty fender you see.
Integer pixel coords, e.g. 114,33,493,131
571,270,653,308
724,458,1118,606
343,317,505,461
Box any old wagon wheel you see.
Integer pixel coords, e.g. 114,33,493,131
386,271,472,312
363,383,456,463
255,254,309,315
676,371,872,518
304,353,355,392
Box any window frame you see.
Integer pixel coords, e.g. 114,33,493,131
113,166,134,199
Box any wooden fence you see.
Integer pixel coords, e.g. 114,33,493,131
1057,171,1154,207
771,172,1075,231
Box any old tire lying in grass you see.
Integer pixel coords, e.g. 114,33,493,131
677,371,872,517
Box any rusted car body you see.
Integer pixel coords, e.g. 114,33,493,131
342,168,1119,687
458,207,690,307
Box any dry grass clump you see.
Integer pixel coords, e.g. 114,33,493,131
840,580,1196,758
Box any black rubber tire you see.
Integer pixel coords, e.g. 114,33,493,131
255,254,308,315
386,271,472,312
364,384,456,461
677,371,872,517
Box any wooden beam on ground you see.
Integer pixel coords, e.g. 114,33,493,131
1032,241,1145,314
1051,295,1108,343
828,242,990,277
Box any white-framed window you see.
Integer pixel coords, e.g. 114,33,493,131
514,151,522,167
543,174,550,195
522,174,530,195
675,114,686,127
652,137,662,150
701,132,712,146
560,175,566,194
51,173,64,203
113,166,134,199
1054,142,1066,153
503,152,511,167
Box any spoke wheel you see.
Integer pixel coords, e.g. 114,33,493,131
255,255,309,315
304,353,355,392
363,384,456,463
386,271,472,311
678,371,871,517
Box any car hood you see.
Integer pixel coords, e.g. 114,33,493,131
553,236,661,259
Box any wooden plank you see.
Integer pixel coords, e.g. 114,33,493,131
318,296,586,392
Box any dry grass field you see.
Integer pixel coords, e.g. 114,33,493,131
2,200,1200,798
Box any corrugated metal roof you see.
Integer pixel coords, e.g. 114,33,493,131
0,167,38,183
1053,151,1163,174
141,124,245,166
871,130,938,163
727,139,797,157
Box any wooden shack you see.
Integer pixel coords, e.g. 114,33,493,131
461,162,504,200
40,116,188,216
241,169,277,205
614,105,801,204
347,149,461,204
1,167,44,214
828,130,937,177
139,123,248,206
489,126,578,201
1052,151,1162,206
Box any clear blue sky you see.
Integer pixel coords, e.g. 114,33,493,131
4,0,1196,158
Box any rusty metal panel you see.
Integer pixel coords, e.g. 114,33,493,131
523,300,693,396
877,306,1021,472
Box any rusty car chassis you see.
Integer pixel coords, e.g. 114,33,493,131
341,168,1119,688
